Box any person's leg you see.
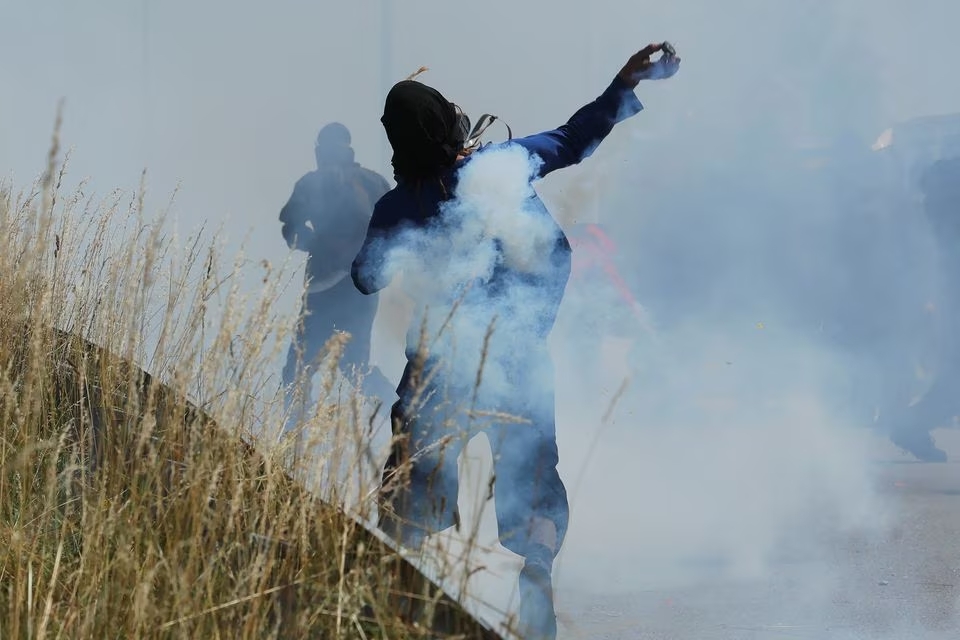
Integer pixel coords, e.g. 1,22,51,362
282,298,314,418
489,361,567,640
493,426,567,640
888,424,947,462
378,362,466,550
282,293,311,391
282,292,337,443
887,373,956,462
335,307,398,409
335,292,397,407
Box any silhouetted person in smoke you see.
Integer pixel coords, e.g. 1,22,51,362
882,156,960,462
566,222,655,347
352,45,680,639
280,123,395,422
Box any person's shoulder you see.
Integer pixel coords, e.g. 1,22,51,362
373,185,398,206
354,165,391,189
369,185,403,219
293,169,327,191
460,141,543,177
294,169,318,183
359,165,390,182
371,180,441,229
469,140,530,159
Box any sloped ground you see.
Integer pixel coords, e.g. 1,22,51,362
0,156,503,638
0,324,501,639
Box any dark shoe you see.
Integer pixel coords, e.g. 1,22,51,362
517,562,557,640
890,428,948,462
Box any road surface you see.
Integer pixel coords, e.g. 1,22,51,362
554,430,960,640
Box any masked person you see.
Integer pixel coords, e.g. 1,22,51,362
351,44,680,639
280,123,396,425
882,156,960,462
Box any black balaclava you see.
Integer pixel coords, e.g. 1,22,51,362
380,80,464,181
315,122,355,167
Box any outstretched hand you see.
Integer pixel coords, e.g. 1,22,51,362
618,42,681,88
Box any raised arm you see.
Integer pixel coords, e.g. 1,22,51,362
510,43,680,178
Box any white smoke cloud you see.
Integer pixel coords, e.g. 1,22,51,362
374,143,560,403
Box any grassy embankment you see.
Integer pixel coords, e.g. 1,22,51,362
0,120,504,639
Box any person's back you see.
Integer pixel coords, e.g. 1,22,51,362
361,151,572,387
280,123,394,420
352,79,658,378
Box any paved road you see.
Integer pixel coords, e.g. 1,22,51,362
554,431,960,640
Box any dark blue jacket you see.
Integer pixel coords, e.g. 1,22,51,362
352,75,644,361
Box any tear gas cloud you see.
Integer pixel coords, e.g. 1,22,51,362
369,145,561,399
532,3,960,637
4,0,960,636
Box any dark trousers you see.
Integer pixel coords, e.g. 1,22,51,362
282,281,396,409
378,351,569,560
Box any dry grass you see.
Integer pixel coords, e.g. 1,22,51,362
0,118,503,639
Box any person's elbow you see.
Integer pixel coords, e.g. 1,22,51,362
281,224,300,250
350,261,370,294
351,259,379,295
280,214,313,249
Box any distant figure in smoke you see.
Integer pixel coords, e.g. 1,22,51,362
882,156,960,462
352,45,680,639
565,222,656,356
280,123,395,420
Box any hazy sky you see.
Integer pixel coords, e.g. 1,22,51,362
4,1,960,276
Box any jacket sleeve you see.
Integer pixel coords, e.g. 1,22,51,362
351,202,394,295
510,75,644,178
278,177,313,250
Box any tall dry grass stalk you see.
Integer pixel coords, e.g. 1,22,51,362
0,116,503,639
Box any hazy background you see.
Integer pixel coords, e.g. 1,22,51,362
4,1,960,637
